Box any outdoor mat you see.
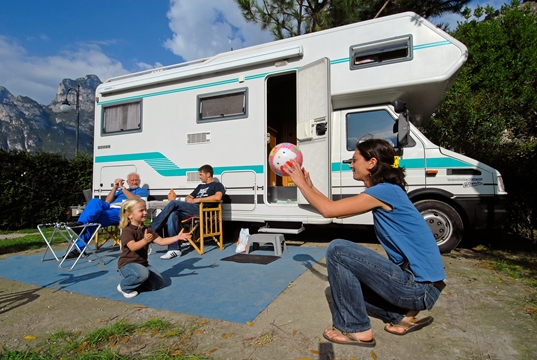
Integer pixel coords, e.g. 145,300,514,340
220,253,280,265
0,242,325,323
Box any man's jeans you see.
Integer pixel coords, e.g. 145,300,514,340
326,239,441,333
149,200,199,251
76,198,120,249
119,263,165,292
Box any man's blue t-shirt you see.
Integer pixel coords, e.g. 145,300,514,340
364,183,445,282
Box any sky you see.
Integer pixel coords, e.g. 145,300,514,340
0,0,505,105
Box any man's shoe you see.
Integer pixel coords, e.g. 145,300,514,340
160,250,181,260
117,284,138,299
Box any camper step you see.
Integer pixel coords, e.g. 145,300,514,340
258,226,305,234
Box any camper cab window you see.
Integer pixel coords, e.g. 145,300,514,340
198,88,248,122
350,35,412,69
346,109,416,149
102,101,142,134
346,110,398,149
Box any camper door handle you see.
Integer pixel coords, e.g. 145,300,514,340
342,158,353,164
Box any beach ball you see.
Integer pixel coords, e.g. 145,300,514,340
269,142,303,177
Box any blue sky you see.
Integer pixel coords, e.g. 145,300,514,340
0,0,504,105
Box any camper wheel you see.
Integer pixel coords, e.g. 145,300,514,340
414,199,464,253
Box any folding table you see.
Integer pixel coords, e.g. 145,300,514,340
37,222,103,271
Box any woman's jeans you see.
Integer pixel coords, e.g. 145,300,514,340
149,200,199,251
326,239,441,333
119,263,165,293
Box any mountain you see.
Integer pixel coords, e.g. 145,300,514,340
0,75,102,157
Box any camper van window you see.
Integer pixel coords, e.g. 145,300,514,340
346,110,398,150
198,88,247,122
350,35,412,69
103,101,142,134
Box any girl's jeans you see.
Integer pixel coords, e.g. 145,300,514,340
119,263,165,293
326,239,441,333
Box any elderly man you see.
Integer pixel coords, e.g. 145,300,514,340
72,173,148,254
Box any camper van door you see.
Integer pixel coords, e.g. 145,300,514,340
296,58,331,205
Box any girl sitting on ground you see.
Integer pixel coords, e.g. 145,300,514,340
285,138,446,347
117,198,191,298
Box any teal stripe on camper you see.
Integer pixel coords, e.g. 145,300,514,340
95,152,264,176
98,78,239,106
426,157,469,168
331,58,349,65
413,40,451,50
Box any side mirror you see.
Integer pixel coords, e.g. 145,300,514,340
394,100,406,114
397,114,409,146
393,100,409,147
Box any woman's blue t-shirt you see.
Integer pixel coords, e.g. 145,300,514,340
364,183,446,282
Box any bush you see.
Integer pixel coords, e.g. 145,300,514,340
0,150,92,230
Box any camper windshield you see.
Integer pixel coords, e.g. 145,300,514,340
346,110,397,150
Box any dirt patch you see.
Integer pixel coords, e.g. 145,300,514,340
1,242,536,359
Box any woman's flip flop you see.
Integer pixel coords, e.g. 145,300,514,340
322,328,376,347
384,316,434,336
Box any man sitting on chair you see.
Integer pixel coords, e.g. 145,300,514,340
73,173,148,255
149,164,225,260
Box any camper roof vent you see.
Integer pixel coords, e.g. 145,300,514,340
187,131,211,144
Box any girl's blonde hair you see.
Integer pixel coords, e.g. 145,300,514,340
119,198,146,229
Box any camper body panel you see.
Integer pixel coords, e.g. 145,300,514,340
92,12,506,251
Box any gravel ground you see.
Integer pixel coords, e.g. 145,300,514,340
1,231,536,359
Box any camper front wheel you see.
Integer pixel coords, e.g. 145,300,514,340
414,199,464,253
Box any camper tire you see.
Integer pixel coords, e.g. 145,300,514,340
414,199,464,253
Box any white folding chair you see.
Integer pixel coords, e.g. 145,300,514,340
37,222,103,271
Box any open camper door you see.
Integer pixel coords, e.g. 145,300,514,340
296,58,331,204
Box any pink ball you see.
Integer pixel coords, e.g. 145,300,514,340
269,142,303,177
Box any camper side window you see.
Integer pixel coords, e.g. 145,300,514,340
197,88,248,122
346,110,398,150
102,101,142,134
350,35,412,69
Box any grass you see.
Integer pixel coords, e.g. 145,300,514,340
0,231,60,255
0,318,209,360
464,230,537,310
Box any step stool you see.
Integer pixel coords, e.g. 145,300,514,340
246,233,287,256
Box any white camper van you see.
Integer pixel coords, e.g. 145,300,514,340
92,12,508,252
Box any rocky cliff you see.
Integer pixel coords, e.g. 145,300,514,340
0,75,101,157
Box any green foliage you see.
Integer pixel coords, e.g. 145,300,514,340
423,1,537,239
235,0,471,39
0,150,92,230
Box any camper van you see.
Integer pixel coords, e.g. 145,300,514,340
92,12,508,253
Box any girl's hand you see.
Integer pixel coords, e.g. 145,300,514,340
177,228,192,241
143,229,153,244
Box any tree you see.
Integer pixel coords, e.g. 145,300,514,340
422,1,537,239
234,0,470,39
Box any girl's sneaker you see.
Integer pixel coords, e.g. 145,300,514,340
117,284,138,298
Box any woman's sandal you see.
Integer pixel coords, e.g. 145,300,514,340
323,328,376,347
384,316,434,336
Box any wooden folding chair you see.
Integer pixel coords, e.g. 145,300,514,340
94,224,121,250
181,200,224,255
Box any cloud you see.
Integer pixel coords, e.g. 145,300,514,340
163,0,273,61
0,35,128,105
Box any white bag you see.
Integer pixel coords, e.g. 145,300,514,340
235,228,250,253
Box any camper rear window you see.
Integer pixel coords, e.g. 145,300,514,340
198,88,247,122
102,101,142,134
350,35,412,69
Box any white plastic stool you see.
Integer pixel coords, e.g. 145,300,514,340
245,233,287,256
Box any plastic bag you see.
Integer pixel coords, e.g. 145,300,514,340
235,228,250,253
